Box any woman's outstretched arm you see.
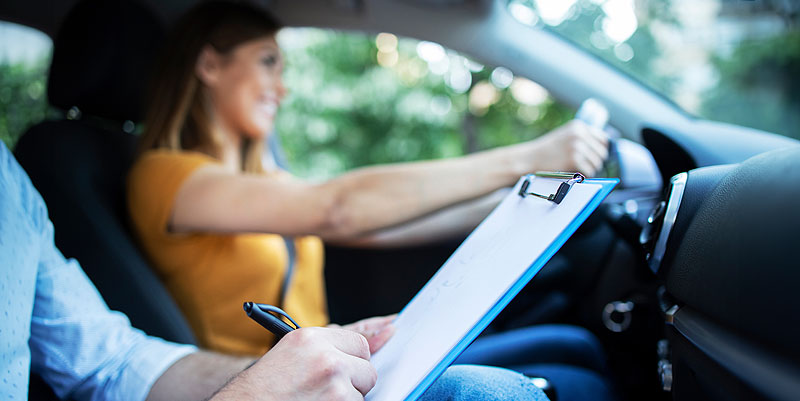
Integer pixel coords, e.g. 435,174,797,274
169,120,607,240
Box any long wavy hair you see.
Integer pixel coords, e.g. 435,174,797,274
138,1,282,173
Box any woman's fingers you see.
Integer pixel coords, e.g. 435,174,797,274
575,140,602,175
567,121,609,177
582,126,610,161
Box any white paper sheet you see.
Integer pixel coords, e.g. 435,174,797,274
366,176,604,401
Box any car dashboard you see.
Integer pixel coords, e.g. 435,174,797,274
637,143,800,400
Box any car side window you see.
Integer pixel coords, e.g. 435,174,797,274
0,24,577,169
0,21,55,149
276,28,574,179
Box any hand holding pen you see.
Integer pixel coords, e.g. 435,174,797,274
215,324,378,400
244,302,396,354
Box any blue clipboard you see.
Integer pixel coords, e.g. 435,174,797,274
366,173,619,401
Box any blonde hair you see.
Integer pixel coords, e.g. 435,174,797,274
138,1,282,173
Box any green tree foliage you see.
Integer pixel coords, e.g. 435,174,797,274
275,30,571,179
3,4,799,162
508,0,799,140
701,31,800,140
2,30,569,171
0,59,56,149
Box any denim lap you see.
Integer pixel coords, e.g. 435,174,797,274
419,364,549,401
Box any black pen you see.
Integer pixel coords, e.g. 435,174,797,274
243,302,301,339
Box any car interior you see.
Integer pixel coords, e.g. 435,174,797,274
2,0,799,400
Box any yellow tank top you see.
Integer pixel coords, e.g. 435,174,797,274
127,150,328,356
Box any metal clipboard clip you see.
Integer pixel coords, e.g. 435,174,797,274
518,171,585,204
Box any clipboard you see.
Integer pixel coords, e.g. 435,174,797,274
366,172,619,401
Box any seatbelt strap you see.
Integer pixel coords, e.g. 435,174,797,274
279,236,296,307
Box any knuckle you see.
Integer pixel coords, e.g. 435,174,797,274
327,383,352,401
316,352,343,378
287,327,315,345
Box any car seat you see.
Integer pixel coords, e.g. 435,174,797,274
14,0,196,345
15,2,196,398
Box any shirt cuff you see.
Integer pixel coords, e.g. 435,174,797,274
115,338,198,401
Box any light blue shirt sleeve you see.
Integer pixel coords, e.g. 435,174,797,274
29,227,196,401
0,141,196,401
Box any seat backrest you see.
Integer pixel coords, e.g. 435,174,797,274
16,121,197,345
14,0,196,346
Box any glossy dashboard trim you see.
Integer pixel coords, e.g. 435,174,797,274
649,172,687,273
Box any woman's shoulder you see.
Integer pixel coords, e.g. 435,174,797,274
127,149,223,232
127,149,220,199
130,149,217,180
135,149,218,168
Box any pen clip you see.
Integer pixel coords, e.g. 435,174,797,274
246,302,302,329
518,172,585,204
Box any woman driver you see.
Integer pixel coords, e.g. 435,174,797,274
127,0,609,356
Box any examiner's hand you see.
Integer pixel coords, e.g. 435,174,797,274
527,119,609,177
210,327,376,401
330,314,397,354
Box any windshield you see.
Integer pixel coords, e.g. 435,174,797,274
508,0,800,140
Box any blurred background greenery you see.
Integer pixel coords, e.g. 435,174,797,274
0,61,54,149
513,0,800,145
275,29,572,178
1,0,798,179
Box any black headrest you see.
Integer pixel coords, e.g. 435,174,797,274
48,0,164,122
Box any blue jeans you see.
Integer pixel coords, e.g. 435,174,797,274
452,325,618,401
420,365,549,401
455,324,607,372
